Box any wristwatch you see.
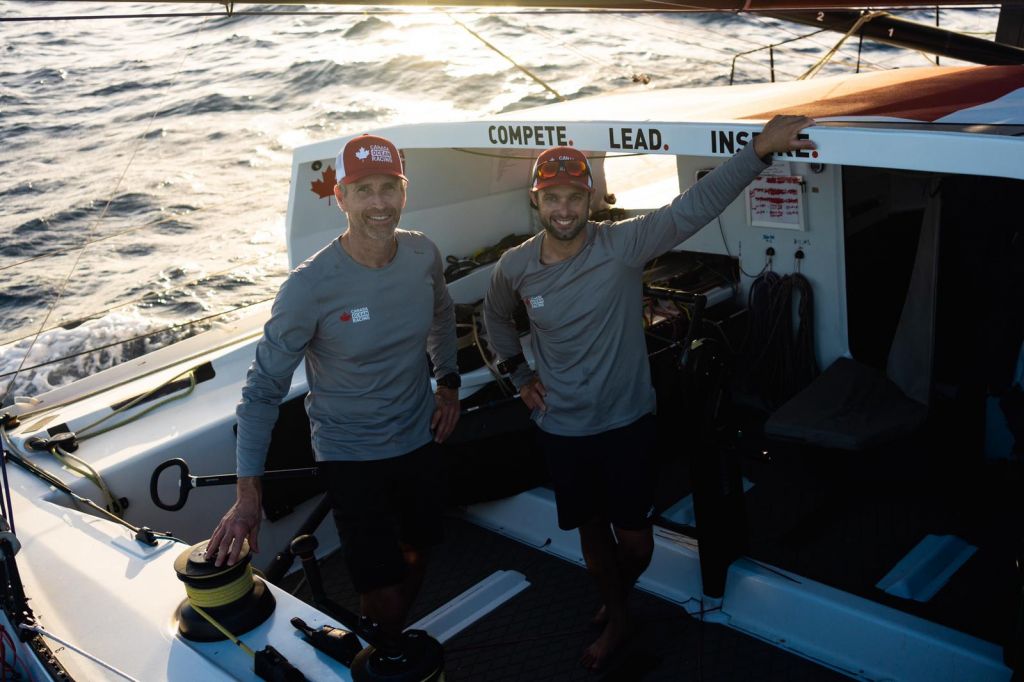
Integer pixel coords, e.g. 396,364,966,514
436,372,461,390
496,353,525,376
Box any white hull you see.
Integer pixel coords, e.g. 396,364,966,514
2,65,1022,680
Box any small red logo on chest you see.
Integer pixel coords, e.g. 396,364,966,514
340,311,352,322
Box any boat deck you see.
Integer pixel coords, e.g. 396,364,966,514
275,375,1021,681
736,421,1022,648
284,514,850,681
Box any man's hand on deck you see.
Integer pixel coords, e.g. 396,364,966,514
207,476,262,567
753,115,817,158
432,386,460,443
520,376,548,413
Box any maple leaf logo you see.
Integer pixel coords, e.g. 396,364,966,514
355,147,369,160
310,166,337,204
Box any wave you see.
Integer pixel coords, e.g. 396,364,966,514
0,6,999,407
88,79,172,98
343,16,391,38
260,59,349,101
149,92,265,119
151,218,198,235
113,243,155,257
0,180,54,200
472,14,518,33
331,56,511,110
13,204,99,237
0,90,24,107
8,193,163,258
0,311,194,405
307,106,394,129
21,67,68,84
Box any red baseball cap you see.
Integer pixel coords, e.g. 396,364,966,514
336,134,407,185
530,146,592,193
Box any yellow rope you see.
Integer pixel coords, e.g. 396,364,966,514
798,11,886,81
190,604,255,658
49,445,120,514
185,565,257,608
471,309,512,396
76,369,197,442
33,369,199,516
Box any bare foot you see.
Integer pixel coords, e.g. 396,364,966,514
590,604,607,628
580,617,631,671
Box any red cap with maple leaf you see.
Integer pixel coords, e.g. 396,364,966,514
336,134,407,185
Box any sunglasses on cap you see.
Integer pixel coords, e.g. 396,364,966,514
533,159,590,181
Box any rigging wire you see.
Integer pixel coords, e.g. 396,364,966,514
620,13,769,65
0,185,268,274
2,422,173,543
616,12,855,81
0,8,734,23
0,18,210,407
2,5,1001,399
799,11,887,79
728,28,831,83
5,323,266,422
19,624,141,682
0,251,284,349
622,8,837,76
444,11,566,102
523,20,664,84
746,12,892,71
0,297,273,383
750,6,999,72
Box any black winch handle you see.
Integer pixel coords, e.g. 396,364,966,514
149,458,318,511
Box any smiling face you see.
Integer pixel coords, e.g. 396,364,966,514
335,173,407,243
535,184,590,244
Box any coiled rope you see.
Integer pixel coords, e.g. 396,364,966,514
744,269,818,408
184,564,259,609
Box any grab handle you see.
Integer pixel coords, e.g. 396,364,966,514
150,458,317,511
150,458,195,511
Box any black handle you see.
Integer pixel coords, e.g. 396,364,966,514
150,458,192,511
150,458,318,512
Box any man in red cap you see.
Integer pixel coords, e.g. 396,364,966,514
484,115,816,669
209,134,461,634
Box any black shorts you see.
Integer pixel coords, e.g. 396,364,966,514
320,441,445,594
537,414,657,531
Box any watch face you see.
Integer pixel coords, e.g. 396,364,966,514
438,373,460,389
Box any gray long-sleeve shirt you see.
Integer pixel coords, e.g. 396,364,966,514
236,230,457,476
483,143,768,437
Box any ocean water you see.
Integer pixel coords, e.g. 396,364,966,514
0,1,999,403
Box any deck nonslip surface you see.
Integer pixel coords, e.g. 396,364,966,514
284,513,851,681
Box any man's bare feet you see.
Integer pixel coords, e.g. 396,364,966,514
590,604,607,628
580,617,632,671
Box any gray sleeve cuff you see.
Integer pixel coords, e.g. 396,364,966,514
510,365,536,390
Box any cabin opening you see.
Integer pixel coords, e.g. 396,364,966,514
843,167,1024,457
